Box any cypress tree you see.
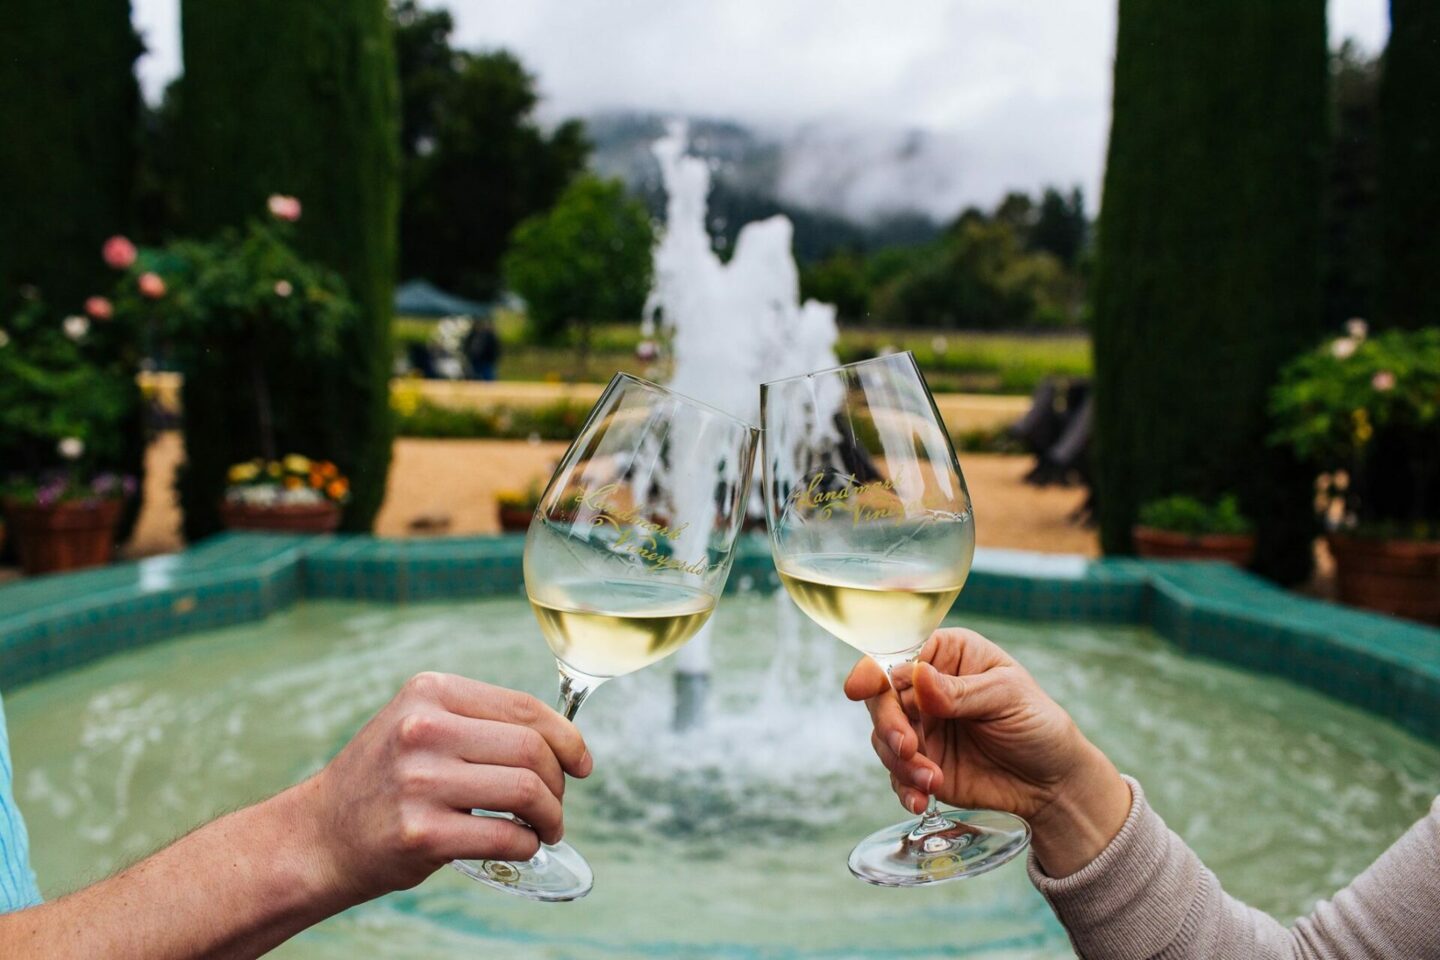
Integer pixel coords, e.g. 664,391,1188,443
179,0,399,537
1377,0,1440,329
1091,0,1328,583
0,0,146,538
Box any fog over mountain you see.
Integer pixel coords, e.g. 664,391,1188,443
587,112,981,226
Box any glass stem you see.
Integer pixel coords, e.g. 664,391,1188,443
556,666,599,721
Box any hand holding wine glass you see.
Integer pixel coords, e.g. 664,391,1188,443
845,628,1132,880
453,373,758,901
761,352,1030,885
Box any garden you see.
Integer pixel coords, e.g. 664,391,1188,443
2,0,1440,958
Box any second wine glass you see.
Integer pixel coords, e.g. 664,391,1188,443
453,373,758,900
760,351,1030,886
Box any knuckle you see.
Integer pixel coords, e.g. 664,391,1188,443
396,710,439,748
395,807,438,857
508,693,543,725
404,671,446,701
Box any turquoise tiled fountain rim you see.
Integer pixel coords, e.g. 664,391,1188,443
2,533,1438,743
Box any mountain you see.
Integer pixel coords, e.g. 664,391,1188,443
583,110,942,264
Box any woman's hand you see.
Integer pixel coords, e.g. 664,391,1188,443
300,672,593,904
845,628,1131,877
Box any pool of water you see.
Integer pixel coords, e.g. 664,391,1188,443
7,593,1439,959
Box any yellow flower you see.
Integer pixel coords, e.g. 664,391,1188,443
391,383,421,416
283,454,312,474
267,462,282,478
228,462,260,484
1352,408,1373,445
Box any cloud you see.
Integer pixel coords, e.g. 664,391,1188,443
132,0,1389,216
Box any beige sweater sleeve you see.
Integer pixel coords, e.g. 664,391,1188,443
1027,777,1440,959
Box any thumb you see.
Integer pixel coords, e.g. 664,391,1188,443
913,662,1014,721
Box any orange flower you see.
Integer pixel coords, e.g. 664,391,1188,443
320,462,338,479
284,476,302,490
326,479,349,500
309,471,325,489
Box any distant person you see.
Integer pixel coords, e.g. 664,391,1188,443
0,674,590,956
846,628,1440,958
464,317,501,381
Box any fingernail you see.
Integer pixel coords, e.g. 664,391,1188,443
918,768,935,793
909,793,926,815
888,731,905,755
580,750,593,775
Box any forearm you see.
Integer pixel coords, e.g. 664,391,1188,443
1029,781,1440,960
0,778,351,960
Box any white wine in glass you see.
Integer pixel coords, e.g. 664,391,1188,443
761,352,1030,886
453,373,758,901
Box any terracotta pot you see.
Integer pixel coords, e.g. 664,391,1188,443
220,500,341,534
1327,534,1440,624
1132,526,1255,566
497,505,534,533
4,498,123,575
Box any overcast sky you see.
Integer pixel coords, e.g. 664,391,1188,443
130,0,1389,216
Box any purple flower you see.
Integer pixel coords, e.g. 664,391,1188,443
91,472,118,496
121,476,138,498
35,477,65,508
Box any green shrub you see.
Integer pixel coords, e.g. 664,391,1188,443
1137,494,1253,537
1090,0,1328,583
393,396,590,442
1270,324,1440,536
0,296,139,477
0,1,146,540
143,212,357,466
180,0,398,537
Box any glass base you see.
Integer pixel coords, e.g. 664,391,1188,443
452,838,593,901
847,806,1031,887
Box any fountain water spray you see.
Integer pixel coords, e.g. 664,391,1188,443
642,121,840,729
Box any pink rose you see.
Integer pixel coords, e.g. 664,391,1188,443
85,296,113,321
1371,370,1396,392
138,272,167,299
102,235,137,270
267,194,302,222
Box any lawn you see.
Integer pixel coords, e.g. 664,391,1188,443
395,313,1091,395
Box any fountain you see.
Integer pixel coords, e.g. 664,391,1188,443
642,121,840,729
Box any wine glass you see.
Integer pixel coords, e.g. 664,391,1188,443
760,351,1030,886
453,373,759,901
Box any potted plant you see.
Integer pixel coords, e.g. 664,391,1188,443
1270,321,1440,622
220,455,348,533
1133,494,1256,565
140,196,357,533
1,287,142,574
3,470,136,575
496,480,544,532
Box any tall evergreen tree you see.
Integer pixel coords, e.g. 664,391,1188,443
1377,0,1440,329
180,0,399,536
0,0,147,540
0,0,142,314
1091,0,1328,583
